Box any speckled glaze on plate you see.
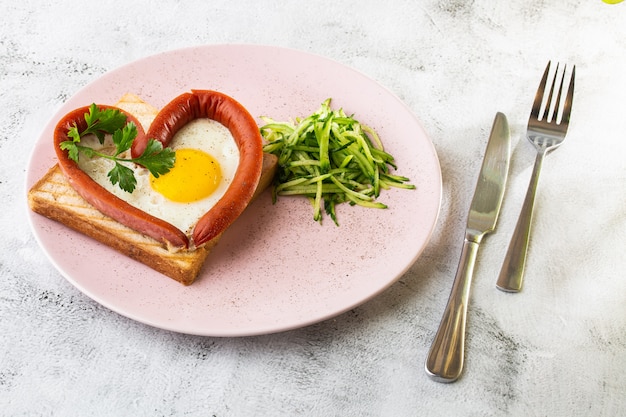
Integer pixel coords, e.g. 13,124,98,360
25,45,442,336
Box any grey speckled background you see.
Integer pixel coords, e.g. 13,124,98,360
2,1,626,416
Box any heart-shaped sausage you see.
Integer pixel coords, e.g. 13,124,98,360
54,90,264,249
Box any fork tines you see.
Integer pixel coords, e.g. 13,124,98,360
532,61,576,126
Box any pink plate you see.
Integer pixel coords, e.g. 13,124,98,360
25,45,441,336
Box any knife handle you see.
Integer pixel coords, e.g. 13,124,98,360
425,237,480,383
496,150,545,292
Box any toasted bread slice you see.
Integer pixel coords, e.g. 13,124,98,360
28,94,277,285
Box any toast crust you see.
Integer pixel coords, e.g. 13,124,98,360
28,94,277,285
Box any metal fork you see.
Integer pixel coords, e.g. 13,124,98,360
496,61,576,292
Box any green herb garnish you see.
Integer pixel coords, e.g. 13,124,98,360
60,103,176,193
261,99,414,225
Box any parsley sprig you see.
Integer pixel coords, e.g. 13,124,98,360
60,104,176,193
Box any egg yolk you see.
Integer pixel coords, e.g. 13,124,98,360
150,148,222,203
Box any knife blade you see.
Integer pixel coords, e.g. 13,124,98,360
425,112,510,383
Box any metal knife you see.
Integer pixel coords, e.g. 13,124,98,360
425,112,511,383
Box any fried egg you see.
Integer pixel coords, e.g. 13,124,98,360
78,118,240,234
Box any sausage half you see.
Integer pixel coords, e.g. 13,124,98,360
133,90,264,247
54,105,189,248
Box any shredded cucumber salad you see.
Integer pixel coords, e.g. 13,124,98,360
261,99,415,225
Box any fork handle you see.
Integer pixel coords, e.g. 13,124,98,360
496,150,546,292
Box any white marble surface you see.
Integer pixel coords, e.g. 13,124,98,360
2,0,626,415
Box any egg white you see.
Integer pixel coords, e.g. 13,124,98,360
77,118,240,234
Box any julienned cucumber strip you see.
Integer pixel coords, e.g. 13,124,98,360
260,98,415,225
